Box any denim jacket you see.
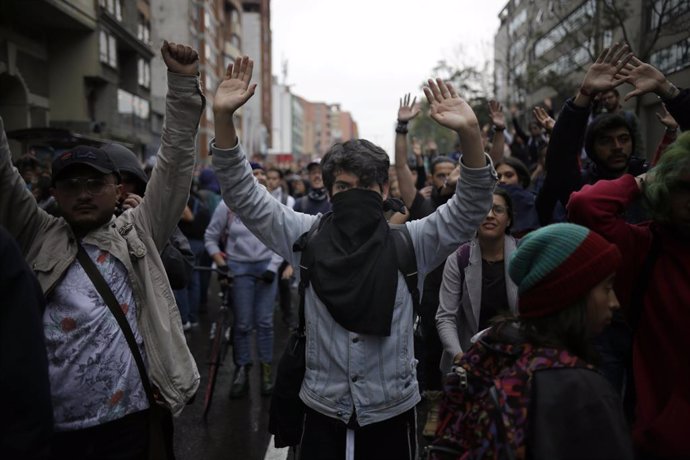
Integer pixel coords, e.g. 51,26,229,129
0,72,204,416
211,141,496,426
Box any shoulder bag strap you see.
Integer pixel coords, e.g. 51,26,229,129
389,224,420,316
76,244,156,406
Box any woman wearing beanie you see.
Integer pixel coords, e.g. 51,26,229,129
430,223,633,460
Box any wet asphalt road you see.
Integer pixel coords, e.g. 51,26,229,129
172,280,433,460
173,280,293,460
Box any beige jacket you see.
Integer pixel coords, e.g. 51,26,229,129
0,72,204,416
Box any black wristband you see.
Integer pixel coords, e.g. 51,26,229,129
395,121,409,134
494,126,505,132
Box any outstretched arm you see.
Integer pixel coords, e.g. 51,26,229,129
135,41,204,250
211,57,316,262
213,56,258,149
488,99,506,164
424,78,484,168
617,55,689,130
652,104,678,166
394,93,421,209
536,43,632,225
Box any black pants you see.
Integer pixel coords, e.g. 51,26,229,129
299,407,417,460
51,410,149,460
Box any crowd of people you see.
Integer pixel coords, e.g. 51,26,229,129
1,39,688,460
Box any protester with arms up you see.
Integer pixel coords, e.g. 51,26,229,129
0,41,202,459
568,54,690,458
211,56,496,459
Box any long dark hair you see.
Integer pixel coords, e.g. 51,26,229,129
492,299,598,363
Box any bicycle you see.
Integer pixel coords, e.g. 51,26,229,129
194,265,235,420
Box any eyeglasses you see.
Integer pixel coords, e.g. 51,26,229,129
56,177,115,196
489,204,507,215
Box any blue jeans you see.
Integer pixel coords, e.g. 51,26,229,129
228,259,277,366
173,238,205,324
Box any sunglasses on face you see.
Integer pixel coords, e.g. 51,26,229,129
55,177,115,196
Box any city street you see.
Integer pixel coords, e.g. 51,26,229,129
173,280,293,460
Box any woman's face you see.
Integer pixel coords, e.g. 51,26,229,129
586,274,619,335
497,164,520,186
478,194,511,240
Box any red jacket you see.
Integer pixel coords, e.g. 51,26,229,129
568,174,690,457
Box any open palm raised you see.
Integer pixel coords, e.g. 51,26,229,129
213,56,257,115
424,78,478,131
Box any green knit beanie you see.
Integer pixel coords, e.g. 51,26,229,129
509,223,622,317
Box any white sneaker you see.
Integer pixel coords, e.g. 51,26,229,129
182,321,192,331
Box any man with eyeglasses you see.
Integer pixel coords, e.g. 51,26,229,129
0,41,203,459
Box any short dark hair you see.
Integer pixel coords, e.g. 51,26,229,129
430,156,455,175
602,88,620,98
584,113,633,162
496,156,531,189
321,139,389,194
267,167,284,179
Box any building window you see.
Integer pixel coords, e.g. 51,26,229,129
100,30,117,68
118,89,150,128
101,0,123,21
649,0,690,29
137,15,151,45
534,0,595,58
650,37,690,74
138,58,151,88
205,42,216,67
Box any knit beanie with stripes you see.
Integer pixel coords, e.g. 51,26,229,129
508,223,622,318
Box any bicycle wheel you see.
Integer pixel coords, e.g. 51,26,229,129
202,315,225,420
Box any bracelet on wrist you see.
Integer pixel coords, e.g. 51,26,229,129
395,121,409,134
494,125,505,132
578,86,593,97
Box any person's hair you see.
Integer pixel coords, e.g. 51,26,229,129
602,88,620,98
496,156,531,189
528,121,540,131
430,156,455,175
321,139,389,193
493,187,514,233
584,113,634,161
267,167,284,178
491,299,597,362
643,131,690,223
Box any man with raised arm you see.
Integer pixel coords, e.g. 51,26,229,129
0,41,203,459
211,56,496,458
568,54,690,458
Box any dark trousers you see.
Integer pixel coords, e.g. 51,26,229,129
299,407,417,460
51,410,149,460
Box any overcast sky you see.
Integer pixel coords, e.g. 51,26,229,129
270,0,508,157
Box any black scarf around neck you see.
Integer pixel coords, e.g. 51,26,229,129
304,188,398,336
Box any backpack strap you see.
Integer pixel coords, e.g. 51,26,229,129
292,212,333,335
389,223,420,316
455,242,471,304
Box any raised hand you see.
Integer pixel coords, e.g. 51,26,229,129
655,103,679,130
533,106,555,132
617,56,679,101
161,40,199,76
213,56,257,116
580,43,632,95
488,100,506,130
424,78,478,132
398,93,420,123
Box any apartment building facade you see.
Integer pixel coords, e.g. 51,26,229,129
0,0,156,159
494,0,690,156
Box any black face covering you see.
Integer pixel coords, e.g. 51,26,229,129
305,188,398,336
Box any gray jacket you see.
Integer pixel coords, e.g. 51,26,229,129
0,72,203,416
211,141,496,426
436,236,519,373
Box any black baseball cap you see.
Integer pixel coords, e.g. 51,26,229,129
52,146,120,183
